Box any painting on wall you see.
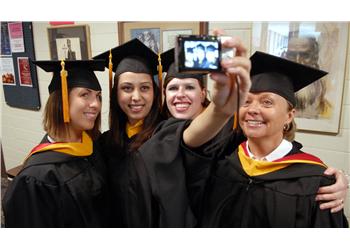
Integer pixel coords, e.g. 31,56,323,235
252,22,349,133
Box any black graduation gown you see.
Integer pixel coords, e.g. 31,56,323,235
100,118,244,227
99,120,191,227
2,135,111,228
98,129,153,227
135,117,244,227
183,141,349,227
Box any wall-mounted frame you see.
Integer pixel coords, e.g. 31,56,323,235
47,24,91,60
118,22,208,53
252,22,349,134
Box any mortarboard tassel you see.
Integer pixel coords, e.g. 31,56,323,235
60,60,70,123
233,112,238,129
108,49,113,95
157,53,163,102
229,73,239,130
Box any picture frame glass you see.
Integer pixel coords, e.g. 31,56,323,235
252,22,349,133
47,25,91,60
119,22,207,53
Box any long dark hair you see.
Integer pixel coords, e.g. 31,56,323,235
108,74,163,154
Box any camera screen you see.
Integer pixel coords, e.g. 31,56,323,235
183,40,220,70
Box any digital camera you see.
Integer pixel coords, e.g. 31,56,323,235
175,35,235,73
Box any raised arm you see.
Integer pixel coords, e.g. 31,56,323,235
183,33,251,148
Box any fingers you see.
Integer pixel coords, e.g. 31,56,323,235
212,28,247,57
323,166,337,175
221,56,251,72
221,37,247,57
316,192,338,202
318,170,348,194
319,198,344,213
331,204,345,213
213,29,225,36
317,184,338,194
316,187,347,212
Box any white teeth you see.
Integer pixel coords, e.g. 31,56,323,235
175,103,190,108
247,120,263,125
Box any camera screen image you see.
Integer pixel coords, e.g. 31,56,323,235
184,40,220,70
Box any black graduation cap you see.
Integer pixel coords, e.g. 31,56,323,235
33,59,105,123
250,51,327,107
33,59,105,93
93,38,160,95
160,48,175,73
161,48,206,88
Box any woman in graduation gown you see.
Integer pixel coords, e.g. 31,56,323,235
134,58,246,227
2,60,111,227
95,36,347,227
182,51,348,227
134,38,347,227
93,39,164,227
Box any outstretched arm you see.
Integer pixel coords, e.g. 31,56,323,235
183,32,251,148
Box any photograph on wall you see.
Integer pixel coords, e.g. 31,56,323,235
252,22,348,133
162,29,192,52
8,22,25,53
1,57,16,85
131,28,160,53
17,57,33,87
55,37,81,60
47,25,91,60
119,22,206,54
1,22,11,56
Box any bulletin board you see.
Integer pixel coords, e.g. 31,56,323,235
1,22,41,110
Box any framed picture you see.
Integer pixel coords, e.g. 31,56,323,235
47,24,91,60
118,22,208,53
252,22,349,134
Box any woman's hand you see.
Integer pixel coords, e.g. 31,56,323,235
209,29,251,117
316,167,348,213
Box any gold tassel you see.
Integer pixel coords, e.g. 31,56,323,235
108,49,113,95
233,113,238,130
60,60,70,123
229,73,239,130
157,53,163,102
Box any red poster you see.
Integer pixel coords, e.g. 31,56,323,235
8,22,25,53
17,57,33,87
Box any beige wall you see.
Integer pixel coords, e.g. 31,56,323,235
1,21,349,217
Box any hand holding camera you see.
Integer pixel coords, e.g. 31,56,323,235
175,35,236,73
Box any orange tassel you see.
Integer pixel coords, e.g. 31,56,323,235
60,60,70,123
108,49,113,95
233,112,238,130
157,53,163,102
229,73,239,130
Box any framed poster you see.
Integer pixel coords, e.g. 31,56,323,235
47,24,91,60
118,22,208,53
252,22,348,133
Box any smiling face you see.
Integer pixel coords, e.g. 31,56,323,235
239,92,295,145
68,87,102,139
117,72,154,125
165,77,206,120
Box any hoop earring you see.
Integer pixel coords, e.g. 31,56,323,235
283,123,290,132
